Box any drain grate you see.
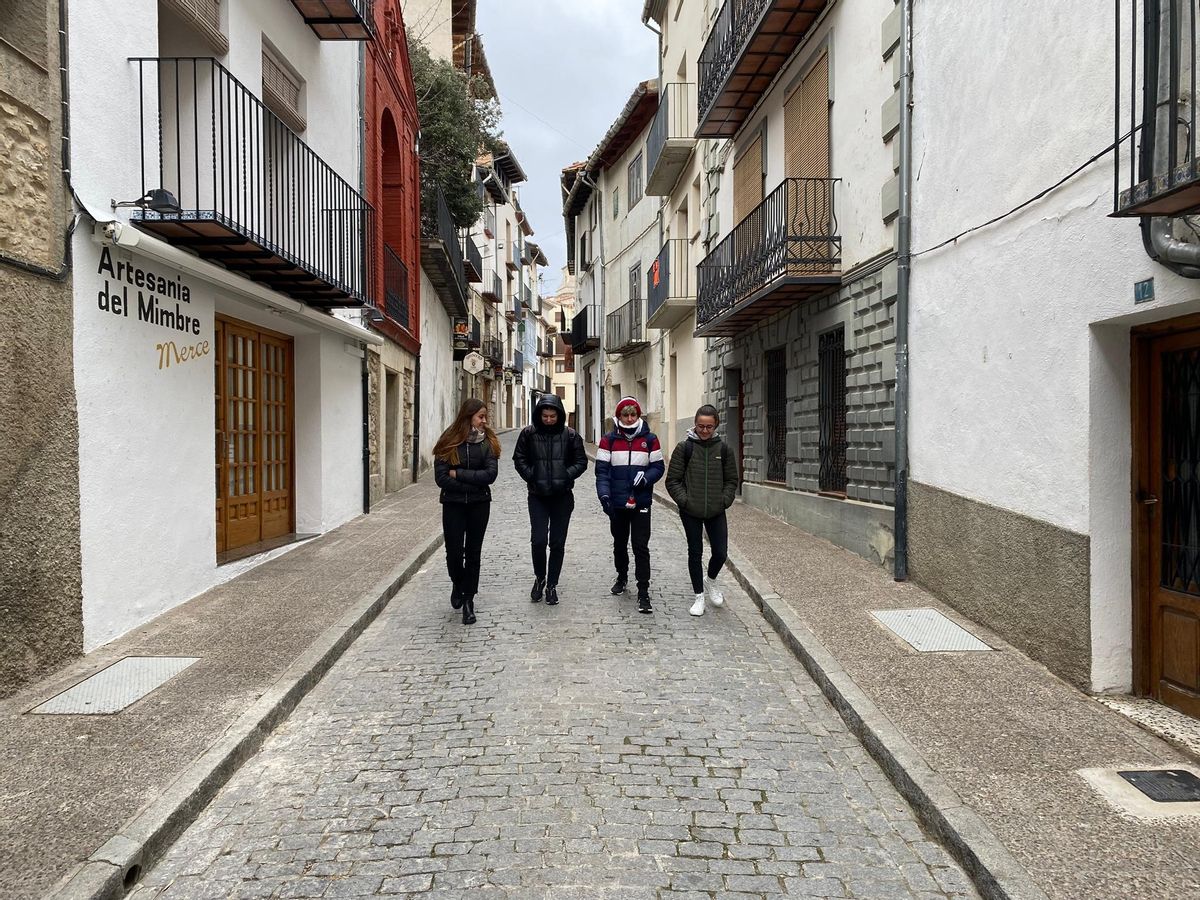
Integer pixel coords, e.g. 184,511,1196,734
31,656,200,715
1119,769,1200,802
871,608,992,652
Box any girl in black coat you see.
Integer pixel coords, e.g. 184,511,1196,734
433,398,500,625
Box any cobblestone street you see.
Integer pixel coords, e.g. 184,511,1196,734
132,435,975,900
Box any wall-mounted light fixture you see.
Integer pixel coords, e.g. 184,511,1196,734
111,189,182,215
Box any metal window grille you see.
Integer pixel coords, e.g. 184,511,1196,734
1161,346,1200,595
765,346,787,482
384,244,410,331
818,326,847,494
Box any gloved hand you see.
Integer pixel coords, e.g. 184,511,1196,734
632,471,646,487
600,495,611,514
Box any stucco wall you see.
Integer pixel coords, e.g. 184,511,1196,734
0,0,82,695
418,266,455,469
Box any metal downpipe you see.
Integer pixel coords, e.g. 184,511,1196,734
893,0,914,581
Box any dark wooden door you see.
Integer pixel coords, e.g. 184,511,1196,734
1146,329,1200,717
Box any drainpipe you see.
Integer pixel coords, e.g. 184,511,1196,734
1140,0,1200,277
893,0,913,581
581,171,606,431
358,40,371,514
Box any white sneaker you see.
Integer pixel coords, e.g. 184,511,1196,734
689,593,706,616
704,576,725,607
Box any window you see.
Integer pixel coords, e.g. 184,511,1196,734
555,386,567,399
627,151,644,207
262,45,306,133
579,231,589,267
613,187,620,219
818,327,847,494
765,347,787,482
629,263,642,302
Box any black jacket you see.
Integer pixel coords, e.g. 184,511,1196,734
512,394,587,497
434,436,498,504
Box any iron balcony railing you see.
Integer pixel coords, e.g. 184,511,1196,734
508,240,520,270
463,234,483,282
422,188,466,302
647,238,694,320
129,57,374,306
287,0,374,40
513,350,524,372
484,205,496,237
697,177,840,328
606,298,647,355
482,271,503,302
469,315,481,347
698,0,770,127
570,305,602,351
383,243,410,331
646,83,695,189
522,284,533,309
482,336,503,364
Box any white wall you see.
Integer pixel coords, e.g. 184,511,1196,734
909,0,1200,689
419,267,456,464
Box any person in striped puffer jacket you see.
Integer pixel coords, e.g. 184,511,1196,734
595,396,665,614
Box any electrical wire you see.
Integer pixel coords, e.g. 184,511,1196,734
913,127,1140,257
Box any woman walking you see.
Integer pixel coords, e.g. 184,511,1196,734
665,404,739,617
512,394,587,606
433,399,500,625
596,396,664,614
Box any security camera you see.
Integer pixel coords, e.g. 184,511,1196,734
103,222,119,242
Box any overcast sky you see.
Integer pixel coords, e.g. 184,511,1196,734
476,0,659,295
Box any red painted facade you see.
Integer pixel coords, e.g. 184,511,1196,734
366,0,421,353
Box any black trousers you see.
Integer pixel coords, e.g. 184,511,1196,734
442,501,490,600
679,510,729,594
609,506,652,590
528,492,575,586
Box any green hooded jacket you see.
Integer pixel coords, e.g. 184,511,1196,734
665,435,739,520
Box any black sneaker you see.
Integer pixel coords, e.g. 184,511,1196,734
530,577,545,602
637,591,652,614
451,586,464,610
545,586,559,606
611,577,628,595
462,598,476,625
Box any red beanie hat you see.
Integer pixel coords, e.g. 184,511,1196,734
616,396,641,417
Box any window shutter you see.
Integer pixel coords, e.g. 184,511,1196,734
262,50,306,134
733,133,763,224
160,0,228,54
785,50,830,181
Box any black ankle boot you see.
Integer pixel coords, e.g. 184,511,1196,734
530,577,545,602
462,598,476,625
545,586,559,606
451,585,464,610
611,576,627,595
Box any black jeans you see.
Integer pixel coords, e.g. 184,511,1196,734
679,510,729,594
609,506,652,590
529,492,575,586
442,501,490,600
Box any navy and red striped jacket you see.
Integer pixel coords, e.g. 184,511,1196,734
595,421,665,512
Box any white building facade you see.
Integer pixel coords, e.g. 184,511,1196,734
68,0,380,649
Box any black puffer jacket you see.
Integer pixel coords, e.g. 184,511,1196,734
512,394,587,497
434,436,498,504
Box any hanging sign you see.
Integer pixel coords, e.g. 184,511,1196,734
462,351,486,375
452,317,470,351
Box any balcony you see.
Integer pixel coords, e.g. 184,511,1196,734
383,244,412,332
647,239,696,331
646,84,696,195
128,58,374,308
695,177,840,337
513,350,524,372
482,336,504,365
506,241,519,272
481,271,503,303
521,284,533,310
606,298,649,356
483,205,496,238
463,236,483,283
505,285,521,321
420,188,468,317
288,0,373,40
697,0,831,138
570,306,602,352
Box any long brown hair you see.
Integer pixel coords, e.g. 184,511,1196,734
433,398,501,463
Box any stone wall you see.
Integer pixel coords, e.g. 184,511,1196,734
0,0,83,695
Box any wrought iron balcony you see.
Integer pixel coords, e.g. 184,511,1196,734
646,83,696,195
647,239,696,331
481,271,503,303
513,350,524,372
469,315,481,348
482,336,504,364
288,0,373,40
505,284,522,321
695,177,840,337
697,0,831,138
420,188,468,317
383,243,412,332
606,298,649,356
463,235,483,283
128,58,374,308
521,284,533,310
483,205,496,238
506,241,519,272
570,305,602,352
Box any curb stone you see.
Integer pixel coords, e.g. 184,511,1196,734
641,482,1048,900
46,530,446,900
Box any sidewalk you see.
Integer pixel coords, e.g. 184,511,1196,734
0,479,445,900
654,478,1200,898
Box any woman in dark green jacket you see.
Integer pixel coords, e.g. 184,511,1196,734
665,405,740,616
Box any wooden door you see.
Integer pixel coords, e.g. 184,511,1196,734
215,317,294,554
1144,329,1200,717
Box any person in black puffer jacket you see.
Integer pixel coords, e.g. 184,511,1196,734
433,398,500,625
512,393,587,606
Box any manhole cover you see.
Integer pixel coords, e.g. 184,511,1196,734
30,656,200,715
870,608,991,652
1118,769,1200,802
